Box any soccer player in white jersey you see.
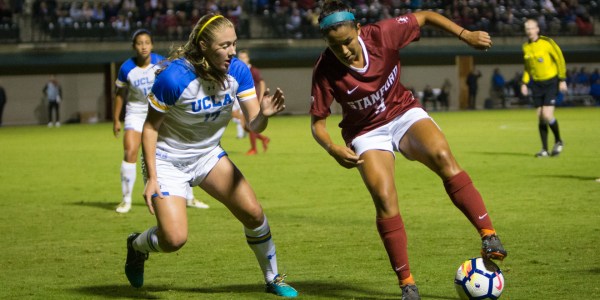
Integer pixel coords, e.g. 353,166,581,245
113,29,209,213
123,15,298,298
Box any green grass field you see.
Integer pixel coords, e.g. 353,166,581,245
1,107,599,299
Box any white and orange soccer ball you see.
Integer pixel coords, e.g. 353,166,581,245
454,257,504,300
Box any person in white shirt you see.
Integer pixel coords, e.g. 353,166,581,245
123,15,298,298
113,29,209,213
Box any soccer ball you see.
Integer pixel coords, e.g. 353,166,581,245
454,257,504,300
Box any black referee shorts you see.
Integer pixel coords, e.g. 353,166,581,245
530,77,559,107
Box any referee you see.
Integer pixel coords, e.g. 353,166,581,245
520,19,566,157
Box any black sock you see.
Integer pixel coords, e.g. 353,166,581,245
549,119,561,143
538,121,548,150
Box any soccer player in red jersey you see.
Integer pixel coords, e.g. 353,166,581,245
309,1,507,299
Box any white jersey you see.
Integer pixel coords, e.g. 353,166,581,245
148,57,256,161
116,53,165,116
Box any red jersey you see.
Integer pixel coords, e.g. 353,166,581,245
310,14,422,144
249,66,263,96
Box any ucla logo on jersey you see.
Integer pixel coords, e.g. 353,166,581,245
191,94,234,112
133,77,153,87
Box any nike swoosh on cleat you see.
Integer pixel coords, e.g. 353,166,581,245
478,213,488,220
347,86,359,94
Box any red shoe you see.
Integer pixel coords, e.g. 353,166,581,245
246,149,257,156
262,137,270,152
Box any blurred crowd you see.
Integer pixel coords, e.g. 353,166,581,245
0,0,598,41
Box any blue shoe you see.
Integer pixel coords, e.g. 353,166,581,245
125,233,148,288
265,274,298,298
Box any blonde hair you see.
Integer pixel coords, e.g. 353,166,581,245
166,14,234,88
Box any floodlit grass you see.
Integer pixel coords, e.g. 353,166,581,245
1,107,599,299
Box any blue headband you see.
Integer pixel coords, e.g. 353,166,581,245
319,11,355,29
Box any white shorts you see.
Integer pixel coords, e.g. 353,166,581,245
124,112,146,132
351,107,432,156
152,146,227,198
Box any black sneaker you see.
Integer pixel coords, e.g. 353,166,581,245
125,233,148,288
401,284,421,300
481,234,507,261
551,141,563,156
535,150,549,157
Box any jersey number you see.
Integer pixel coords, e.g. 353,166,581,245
203,111,221,122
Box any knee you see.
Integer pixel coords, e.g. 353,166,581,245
123,148,138,162
159,232,187,253
432,149,461,177
240,206,265,229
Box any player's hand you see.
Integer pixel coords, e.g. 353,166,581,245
559,81,568,93
143,179,163,215
328,144,364,169
520,84,529,96
259,88,286,117
113,120,121,138
462,30,493,51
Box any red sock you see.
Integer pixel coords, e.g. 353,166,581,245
376,215,411,283
248,132,257,151
444,171,494,236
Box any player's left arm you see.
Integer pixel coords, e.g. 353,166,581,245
547,39,568,92
241,88,285,133
413,11,492,50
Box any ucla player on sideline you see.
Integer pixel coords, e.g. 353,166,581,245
113,29,209,213
309,1,507,299
123,14,298,298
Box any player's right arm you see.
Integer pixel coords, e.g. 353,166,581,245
113,87,127,137
311,115,363,169
141,106,165,215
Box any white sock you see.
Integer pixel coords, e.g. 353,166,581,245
245,215,278,282
236,123,245,138
132,226,163,253
121,161,136,203
185,185,194,202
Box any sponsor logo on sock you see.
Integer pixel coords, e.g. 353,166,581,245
394,264,407,272
478,213,488,220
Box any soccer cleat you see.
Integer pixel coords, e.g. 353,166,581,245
534,150,549,157
265,274,298,298
481,234,507,261
401,284,421,300
125,233,148,288
187,198,209,209
47,122,53,127
246,149,257,156
116,201,132,213
551,141,563,156
55,122,61,127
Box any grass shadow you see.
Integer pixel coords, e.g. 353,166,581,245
72,280,457,299
70,201,135,211
540,174,599,181
469,151,533,157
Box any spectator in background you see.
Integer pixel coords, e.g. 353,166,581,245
0,81,6,127
466,69,481,109
43,74,62,127
421,84,437,111
438,78,451,111
491,68,506,108
590,77,600,106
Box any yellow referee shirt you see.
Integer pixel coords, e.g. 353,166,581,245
521,36,567,84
